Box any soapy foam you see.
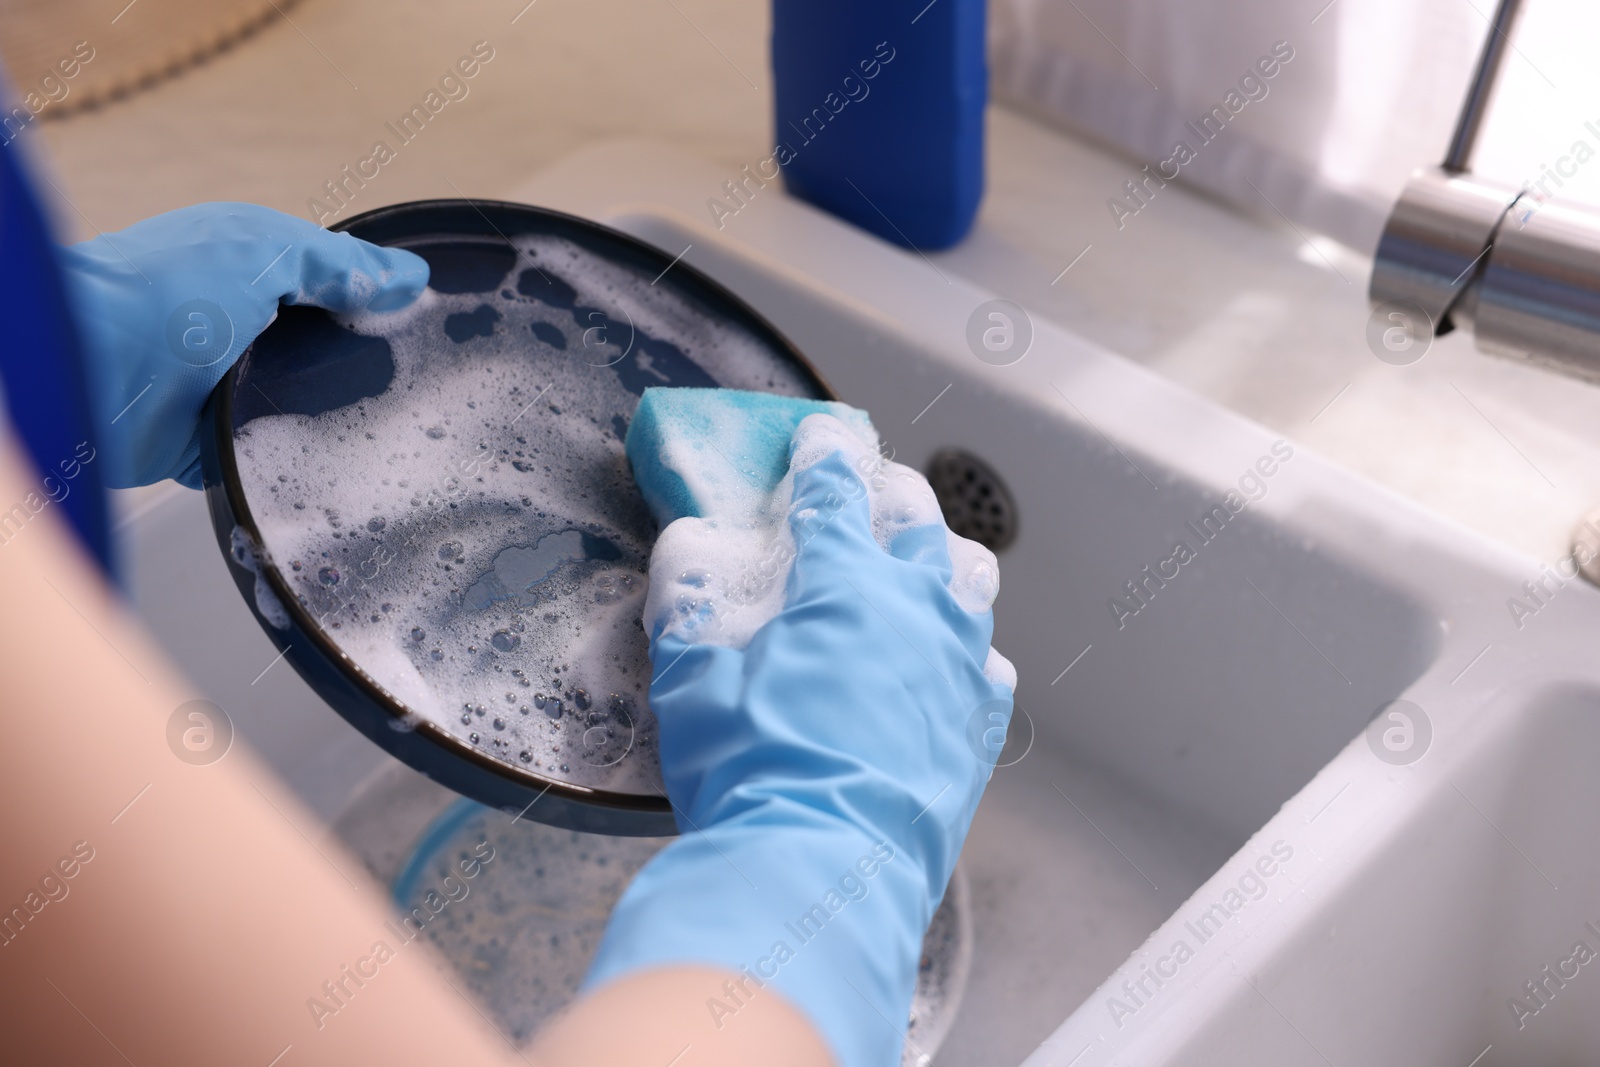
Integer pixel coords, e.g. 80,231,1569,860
233,234,812,795
230,525,291,630
373,794,967,1061
643,412,1016,688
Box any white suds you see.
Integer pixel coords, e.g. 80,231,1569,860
233,234,812,794
643,412,1012,690
230,525,290,630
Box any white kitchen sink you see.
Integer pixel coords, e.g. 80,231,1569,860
122,141,1600,1066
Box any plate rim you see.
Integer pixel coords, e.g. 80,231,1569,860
200,197,837,835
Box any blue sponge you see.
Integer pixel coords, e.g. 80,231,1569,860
624,387,876,525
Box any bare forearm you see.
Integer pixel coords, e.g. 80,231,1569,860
0,433,832,1066
0,436,522,1066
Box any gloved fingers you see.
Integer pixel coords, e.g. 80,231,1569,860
872,458,1001,615
646,632,753,786
256,215,429,314
58,203,427,491
786,414,876,559
874,460,948,563
885,524,951,572
882,488,1001,670
964,679,1016,788
648,630,741,691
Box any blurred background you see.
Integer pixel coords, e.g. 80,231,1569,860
8,0,1600,561
8,7,1600,1062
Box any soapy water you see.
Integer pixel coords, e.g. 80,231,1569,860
232,233,815,794
643,411,1018,689
382,796,969,1062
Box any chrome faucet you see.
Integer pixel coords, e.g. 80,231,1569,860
1370,0,1600,385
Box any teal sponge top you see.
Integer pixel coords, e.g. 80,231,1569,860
624,387,876,525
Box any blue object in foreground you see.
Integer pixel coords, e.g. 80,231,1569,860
594,404,1015,1067
771,0,986,250
59,203,429,489
0,131,113,571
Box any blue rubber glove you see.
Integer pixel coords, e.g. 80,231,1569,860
588,414,1016,1067
58,202,428,488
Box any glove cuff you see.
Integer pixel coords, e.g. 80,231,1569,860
585,811,931,1067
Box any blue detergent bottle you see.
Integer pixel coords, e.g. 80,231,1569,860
771,0,987,251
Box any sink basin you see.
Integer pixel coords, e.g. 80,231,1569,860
121,141,1600,1065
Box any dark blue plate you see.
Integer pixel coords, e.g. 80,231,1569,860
200,200,831,836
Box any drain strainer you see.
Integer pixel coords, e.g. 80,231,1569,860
925,448,1017,552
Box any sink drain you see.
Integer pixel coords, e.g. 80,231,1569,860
925,449,1017,552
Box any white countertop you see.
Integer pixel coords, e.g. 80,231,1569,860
30,0,1600,564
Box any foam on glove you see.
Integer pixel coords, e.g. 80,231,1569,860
595,396,1018,1067
625,387,1013,687
59,202,429,489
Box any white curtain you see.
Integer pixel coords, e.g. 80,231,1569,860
989,0,1600,254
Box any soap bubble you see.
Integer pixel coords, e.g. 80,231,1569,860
230,233,816,795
